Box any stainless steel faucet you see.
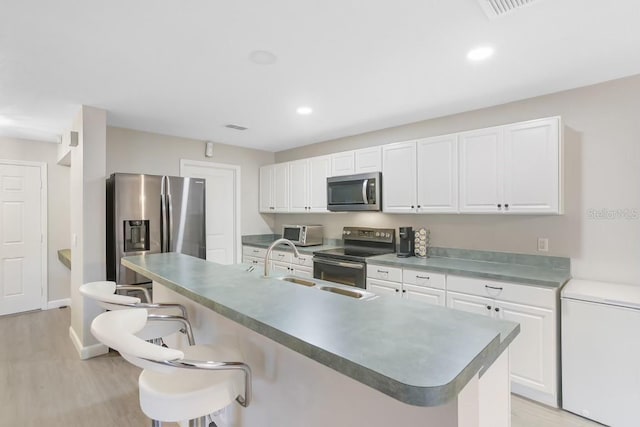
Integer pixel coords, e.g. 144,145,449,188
264,238,300,277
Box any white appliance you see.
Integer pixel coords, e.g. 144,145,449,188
561,279,640,426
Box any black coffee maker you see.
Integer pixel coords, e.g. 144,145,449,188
397,227,414,258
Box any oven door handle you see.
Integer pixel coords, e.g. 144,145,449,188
362,179,369,204
313,257,364,270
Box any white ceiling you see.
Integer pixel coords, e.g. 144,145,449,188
1,0,639,151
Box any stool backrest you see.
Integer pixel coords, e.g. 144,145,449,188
79,281,140,311
91,308,184,372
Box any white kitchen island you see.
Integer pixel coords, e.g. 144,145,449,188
123,253,519,427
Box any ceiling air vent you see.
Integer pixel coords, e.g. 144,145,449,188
225,124,248,131
477,0,540,18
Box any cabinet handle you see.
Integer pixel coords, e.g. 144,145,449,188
504,204,509,209
416,275,430,280
486,305,492,310
402,289,406,293
494,307,500,312
377,269,389,274
497,204,502,209
395,289,400,293
411,205,415,209
252,249,259,253
485,285,503,291
417,205,421,208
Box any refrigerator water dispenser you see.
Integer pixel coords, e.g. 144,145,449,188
124,220,150,252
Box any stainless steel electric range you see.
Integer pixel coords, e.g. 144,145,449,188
313,227,395,289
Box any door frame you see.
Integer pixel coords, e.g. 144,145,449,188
179,159,242,263
0,159,48,310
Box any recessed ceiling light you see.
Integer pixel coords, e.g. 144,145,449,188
467,46,494,61
0,116,13,126
249,50,278,65
296,107,313,115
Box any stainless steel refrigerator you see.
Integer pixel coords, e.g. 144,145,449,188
106,173,206,285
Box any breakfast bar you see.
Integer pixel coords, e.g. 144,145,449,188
123,253,520,427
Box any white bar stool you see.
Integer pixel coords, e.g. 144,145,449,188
91,308,251,427
80,281,195,345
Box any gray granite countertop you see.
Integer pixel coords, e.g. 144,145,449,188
242,234,342,254
368,251,570,288
122,253,519,407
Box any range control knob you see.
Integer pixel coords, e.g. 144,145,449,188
346,231,351,235
375,232,380,237
385,233,391,238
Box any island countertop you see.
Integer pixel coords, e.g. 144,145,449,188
122,253,519,407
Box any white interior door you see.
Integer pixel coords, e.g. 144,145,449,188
0,161,46,315
180,160,240,265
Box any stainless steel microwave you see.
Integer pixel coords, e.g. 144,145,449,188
327,172,381,212
282,225,324,246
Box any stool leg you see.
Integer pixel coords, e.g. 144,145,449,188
188,416,208,427
151,420,161,427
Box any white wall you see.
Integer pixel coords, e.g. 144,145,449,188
0,137,70,302
274,74,640,285
106,126,275,235
68,106,108,358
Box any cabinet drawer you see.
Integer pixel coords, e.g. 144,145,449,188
367,264,403,282
270,250,292,263
243,246,267,258
291,253,314,268
403,269,446,290
447,275,555,308
243,255,264,266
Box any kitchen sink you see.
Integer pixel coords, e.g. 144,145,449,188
277,276,316,287
271,276,377,301
318,285,377,300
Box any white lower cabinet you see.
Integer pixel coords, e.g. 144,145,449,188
242,246,313,277
366,264,445,307
447,275,559,407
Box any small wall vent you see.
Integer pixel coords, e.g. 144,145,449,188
225,124,248,131
477,0,540,18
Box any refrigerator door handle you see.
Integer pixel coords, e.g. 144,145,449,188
160,176,169,253
167,193,173,252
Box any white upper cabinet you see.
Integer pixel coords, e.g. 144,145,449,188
459,126,504,213
288,159,309,213
459,117,562,214
286,156,331,213
308,156,331,212
259,165,274,213
416,135,459,213
355,147,382,173
260,164,288,213
382,141,417,213
273,163,289,212
503,118,561,214
331,151,355,176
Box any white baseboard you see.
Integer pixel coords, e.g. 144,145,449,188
68,326,108,360
47,298,71,310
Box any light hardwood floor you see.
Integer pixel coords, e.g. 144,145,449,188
1,307,602,427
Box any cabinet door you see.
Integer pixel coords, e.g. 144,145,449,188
403,284,445,306
416,135,458,213
271,262,290,274
446,291,493,316
503,118,560,214
273,163,289,212
366,278,400,297
497,299,556,399
289,160,309,212
259,165,274,213
331,151,355,176
355,147,382,173
382,141,417,213
459,127,503,213
290,266,313,278
308,155,331,212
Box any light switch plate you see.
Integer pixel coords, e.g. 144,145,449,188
537,237,549,252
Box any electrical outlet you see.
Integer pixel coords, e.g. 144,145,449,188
537,238,549,252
